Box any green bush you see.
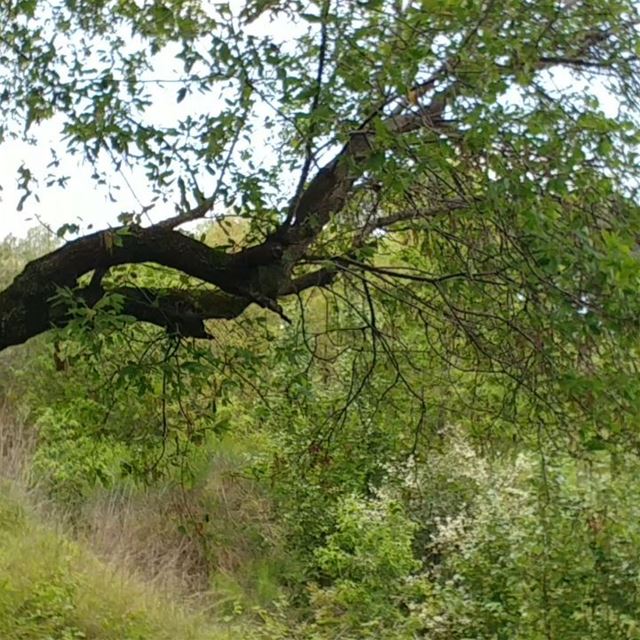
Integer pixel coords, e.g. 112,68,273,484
32,403,131,505
309,492,420,637
413,450,640,640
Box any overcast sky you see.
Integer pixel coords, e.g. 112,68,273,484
1,128,136,239
0,4,294,240
0,10,620,241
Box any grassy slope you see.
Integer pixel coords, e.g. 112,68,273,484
0,483,241,640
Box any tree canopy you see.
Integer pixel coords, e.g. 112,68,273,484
2,0,640,443
5,4,640,637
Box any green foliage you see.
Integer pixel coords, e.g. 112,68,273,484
5,235,640,637
308,493,419,637
4,1,640,636
0,229,59,290
414,450,640,639
32,403,130,504
250,442,640,639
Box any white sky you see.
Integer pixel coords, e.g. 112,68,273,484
0,4,296,240
0,130,138,238
0,12,622,240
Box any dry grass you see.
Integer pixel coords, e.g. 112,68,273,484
0,405,246,637
0,402,286,619
0,402,37,486
0,403,209,600
77,444,287,610
78,484,211,598
0,487,239,640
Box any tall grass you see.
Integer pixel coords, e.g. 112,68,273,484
0,404,292,638
0,402,36,486
0,489,239,639
76,439,292,612
0,406,245,638
78,484,211,598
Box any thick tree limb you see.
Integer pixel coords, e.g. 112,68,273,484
155,196,216,230
96,287,251,338
280,88,453,261
0,223,285,350
283,267,338,293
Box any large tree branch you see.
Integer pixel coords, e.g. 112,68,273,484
78,266,338,339
274,20,624,265
284,0,332,229
279,88,453,261
0,223,287,350
0,14,631,354
0,83,450,352
0,214,339,350
10,225,230,289
94,287,251,338
155,196,216,230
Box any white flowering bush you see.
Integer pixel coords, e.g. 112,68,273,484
252,433,640,639
414,450,640,639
